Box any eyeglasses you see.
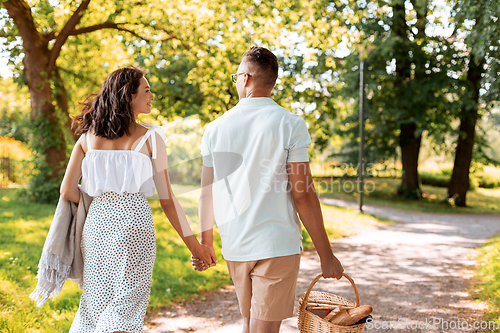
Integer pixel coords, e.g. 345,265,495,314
231,72,252,83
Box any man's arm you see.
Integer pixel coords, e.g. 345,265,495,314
287,162,344,279
200,165,215,247
192,165,216,271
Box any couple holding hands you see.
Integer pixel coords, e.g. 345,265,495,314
60,46,343,333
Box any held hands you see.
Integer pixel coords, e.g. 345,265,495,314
321,254,344,280
191,244,217,272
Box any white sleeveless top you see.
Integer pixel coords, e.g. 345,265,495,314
81,122,168,197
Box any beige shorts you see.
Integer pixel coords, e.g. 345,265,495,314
226,254,301,322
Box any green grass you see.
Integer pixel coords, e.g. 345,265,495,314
0,188,77,332
0,186,390,332
474,234,500,331
315,177,500,214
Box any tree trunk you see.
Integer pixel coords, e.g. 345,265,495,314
28,76,68,179
55,68,79,142
447,54,483,206
4,0,68,179
399,123,422,197
397,0,427,198
392,0,422,197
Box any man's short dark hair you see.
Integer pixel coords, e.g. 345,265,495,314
242,46,279,88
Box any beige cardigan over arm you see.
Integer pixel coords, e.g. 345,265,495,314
30,186,93,307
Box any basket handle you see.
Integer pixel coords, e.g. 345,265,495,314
300,273,360,312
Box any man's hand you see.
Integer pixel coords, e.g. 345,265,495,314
320,254,344,280
191,244,217,271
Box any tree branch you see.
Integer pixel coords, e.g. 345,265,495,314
44,31,57,41
3,0,45,51
68,21,144,40
41,1,190,68
61,21,191,50
46,0,91,77
410,0,428,39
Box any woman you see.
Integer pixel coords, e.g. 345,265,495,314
60,67,216,333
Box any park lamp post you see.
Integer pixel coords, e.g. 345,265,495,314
357,43,376,213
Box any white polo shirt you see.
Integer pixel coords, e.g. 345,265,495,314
200,97,311,261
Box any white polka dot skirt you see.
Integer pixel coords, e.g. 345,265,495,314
69,192,156,333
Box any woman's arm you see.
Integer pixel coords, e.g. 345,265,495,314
151,132,217,268
60,135,85,203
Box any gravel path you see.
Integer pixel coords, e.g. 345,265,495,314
145,199,500,333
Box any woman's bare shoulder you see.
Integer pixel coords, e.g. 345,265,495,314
75,132,87,153
134,123,150,136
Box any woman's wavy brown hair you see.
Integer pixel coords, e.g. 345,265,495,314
72,67,145,139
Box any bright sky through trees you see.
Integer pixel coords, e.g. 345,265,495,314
0,52,11,77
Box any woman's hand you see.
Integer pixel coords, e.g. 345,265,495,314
191,256,206,271
191,244,217,271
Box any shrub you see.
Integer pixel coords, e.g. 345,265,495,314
474,166,500,189
0,136,32,186
419,171,450,188
477,173,500,189
396,185,422,199
419,169,478,190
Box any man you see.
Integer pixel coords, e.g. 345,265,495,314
194,46,344,333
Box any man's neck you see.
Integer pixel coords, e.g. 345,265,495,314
243,93,271,98
241,88,272,99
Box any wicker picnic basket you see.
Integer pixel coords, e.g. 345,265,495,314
297,273,366,333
